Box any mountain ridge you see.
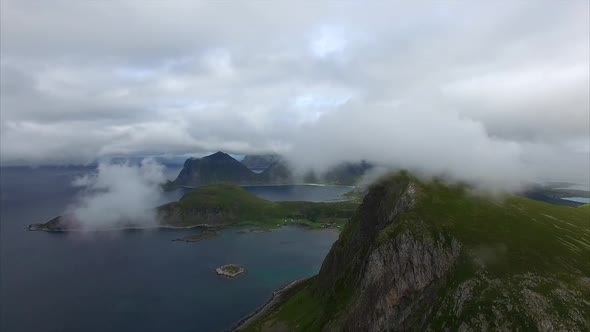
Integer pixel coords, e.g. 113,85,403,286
169,152,374,188
239,172,590,331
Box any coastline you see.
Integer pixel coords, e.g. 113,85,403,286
229,277,310,331
177,183,356,189
28,220,345,233
28,183,357,233
26,223,216,233
240,183,355,188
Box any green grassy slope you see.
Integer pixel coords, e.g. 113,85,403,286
159,183,359,229
244,174,590,331
32,183,358,231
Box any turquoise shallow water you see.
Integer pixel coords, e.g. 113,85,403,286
0,167,344,332
561,197,590,204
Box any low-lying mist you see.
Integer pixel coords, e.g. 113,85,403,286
65,158,165,230
283,101,589,193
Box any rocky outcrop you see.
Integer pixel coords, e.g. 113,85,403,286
216,264,245,278
314,174,462,331
28,215,76,231
333,229,461,331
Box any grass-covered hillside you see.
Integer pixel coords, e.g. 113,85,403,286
241,172,590,331
31,183,358,231
158,183,358,229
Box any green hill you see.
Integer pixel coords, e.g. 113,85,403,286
31,183,359,231
240,172,590,331
158,183,357,228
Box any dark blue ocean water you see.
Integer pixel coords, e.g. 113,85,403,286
0,167,346,332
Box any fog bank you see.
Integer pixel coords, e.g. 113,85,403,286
66,159,165,230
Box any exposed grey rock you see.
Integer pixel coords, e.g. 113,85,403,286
314,176,463,331
333,228,461,331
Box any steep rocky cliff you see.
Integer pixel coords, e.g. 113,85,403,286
241,172,590,331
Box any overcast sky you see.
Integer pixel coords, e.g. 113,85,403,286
1,1,588,188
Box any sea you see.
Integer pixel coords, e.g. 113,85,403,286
0,166,349,332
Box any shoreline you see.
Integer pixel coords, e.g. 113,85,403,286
228,277,310,331
177,183,356,189
26,223,216,233
28,221,344,234
240,183,355,188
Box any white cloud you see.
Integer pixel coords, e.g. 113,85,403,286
66,158,166,230
0,1,588,188
310,25,347,58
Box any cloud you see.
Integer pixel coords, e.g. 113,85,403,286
286,101,530,191
65,159,165,230
310,25,348,58
0,1,588,189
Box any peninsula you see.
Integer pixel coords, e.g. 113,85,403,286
28,183,358,232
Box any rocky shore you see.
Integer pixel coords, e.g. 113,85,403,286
230,277,309,331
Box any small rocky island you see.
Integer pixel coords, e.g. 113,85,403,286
215,264,245,278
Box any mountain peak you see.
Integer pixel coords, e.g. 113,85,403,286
170,152,258,187
206,151,232,159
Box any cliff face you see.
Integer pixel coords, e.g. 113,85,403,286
242,173,590,332
316,175,462,331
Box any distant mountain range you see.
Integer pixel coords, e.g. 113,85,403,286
166,151,589,207
171,152,261,187
166,151,374,188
